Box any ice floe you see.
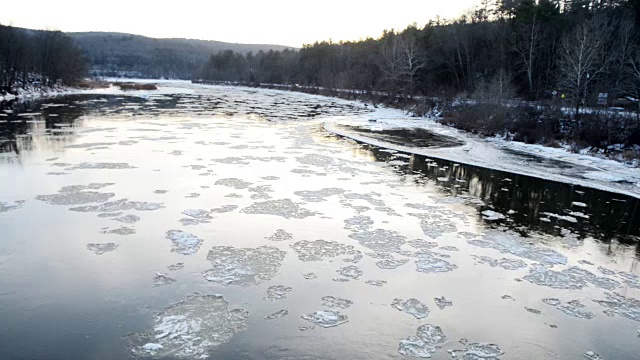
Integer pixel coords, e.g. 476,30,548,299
266,229,293,242
398,324,446,358
265,285,293,301
542,298,595,319
203,245,286,286
87,243,119,255
322,296,353,309
392,298,430,319
125,293,248,359
290,240,352,261
165,230,203,255
241,199,317,219
265,309,288,320
301,310,348,328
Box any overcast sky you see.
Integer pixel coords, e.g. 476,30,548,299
0,0,481,47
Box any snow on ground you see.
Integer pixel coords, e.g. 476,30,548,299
0,80,195,103
325,106,640,198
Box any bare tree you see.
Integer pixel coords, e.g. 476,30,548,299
512,10,540,97
379,31,403,96
398,30,426,98
557,15,615,120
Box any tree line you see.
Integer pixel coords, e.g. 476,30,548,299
197,1,640,117
0,25,88,93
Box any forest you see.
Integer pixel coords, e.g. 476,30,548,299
195,1,640,154
0,25,87,93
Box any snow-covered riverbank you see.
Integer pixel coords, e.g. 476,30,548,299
325,107,640,198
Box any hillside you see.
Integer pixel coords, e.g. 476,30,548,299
69,32,293,79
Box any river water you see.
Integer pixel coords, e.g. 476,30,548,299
1,83,639,360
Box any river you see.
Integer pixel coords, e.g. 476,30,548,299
1,82,639,360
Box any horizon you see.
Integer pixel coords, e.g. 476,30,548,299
0,0,482,47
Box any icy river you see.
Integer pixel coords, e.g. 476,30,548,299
1,82,640,360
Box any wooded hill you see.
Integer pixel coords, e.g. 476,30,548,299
69,32,293,79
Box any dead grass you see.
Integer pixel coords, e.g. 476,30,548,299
116,82,158,91
75,79,110,89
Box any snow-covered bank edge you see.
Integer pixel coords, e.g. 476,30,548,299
325,118,640,199
0,79,196,104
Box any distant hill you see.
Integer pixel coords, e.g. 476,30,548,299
68,32,294,79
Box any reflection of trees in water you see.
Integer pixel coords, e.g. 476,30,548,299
365,145,639,247
0,95,146,155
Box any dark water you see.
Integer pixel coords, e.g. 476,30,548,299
1,86,640,360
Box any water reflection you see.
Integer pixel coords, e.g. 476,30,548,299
366,146,640,246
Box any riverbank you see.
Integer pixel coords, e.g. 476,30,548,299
193,80,640,169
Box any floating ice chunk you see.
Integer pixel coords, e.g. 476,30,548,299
165,230,203,255
265,285,292,301
343,250,363,263
167,263,184,271
303,273,317,280
481,210,506,221
572,202,587,208
141,343,163,354
434,297,452,310
471,255,527,270
542,298,595,319
597,266,616,276
344,215,374,232
203,245,286,286
408,213,457,239
290,240,352,261
241,199,317,219
467,231,567,265
348,229,406,252
542,212,578,223
65,162,136,170
265,309,288,320
408,239,439,250
593,292,640,322
583,351,604,360
439,246,459,251
266,229,293,242
398,324,446,358
336,265,363,279
153,273,176,287
0,200,25,213
376,259,410,269
392,298,430,319
98,212,122,218
215,178,253,189
415,254,457,274
154,190,168,194
210,205,238,213
523,265,588,290
261,176,280,180
101,226,136,235
301,310,348,328
182,209,211,219
70,199,163,212
322,296,353,309
87,243,118,255
564,267,621,290
37,189,115,206
294,188,345,202
525,307,542,314
366,280,387,287
113,214,141,224
185,193,200,198
125,293,248,359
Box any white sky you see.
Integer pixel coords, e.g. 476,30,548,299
0,0,482,47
